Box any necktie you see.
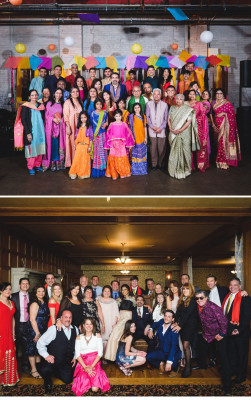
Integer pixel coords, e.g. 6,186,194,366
23,294,29,322
225,294,233,316
133,288,136,296
137,307,142,318
115,292,118,299
93,288,97,300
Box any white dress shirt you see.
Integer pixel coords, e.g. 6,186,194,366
47,286,52,299
152,304,164,322
137,305,143,318
19,291,29,322
37,324,79,359
75,335,103,359
209,286,221,307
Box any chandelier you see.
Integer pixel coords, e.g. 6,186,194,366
115,243,131,274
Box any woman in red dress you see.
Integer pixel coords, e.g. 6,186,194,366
48,283,63,327
212,88,241,169
0,282,19,387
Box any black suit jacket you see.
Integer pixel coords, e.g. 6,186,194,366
217,286,229,305
11,291,30,329
225,294,251,336
132,306,153,339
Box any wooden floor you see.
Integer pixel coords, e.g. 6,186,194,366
19,362,251,386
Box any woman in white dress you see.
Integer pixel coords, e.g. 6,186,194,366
104,284,136,361
166,280,181,312
152,293,166,322
96,285,120,355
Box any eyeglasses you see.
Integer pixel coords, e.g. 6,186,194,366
196,297,205,301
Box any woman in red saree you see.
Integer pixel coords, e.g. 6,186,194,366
186,89,209,173
212,88,241,169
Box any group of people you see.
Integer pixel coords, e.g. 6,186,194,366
0,272,250,395
14,62,241,180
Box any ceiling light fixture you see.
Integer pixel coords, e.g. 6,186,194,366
115,243,131,274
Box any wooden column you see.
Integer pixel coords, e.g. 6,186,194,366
243,229,251,293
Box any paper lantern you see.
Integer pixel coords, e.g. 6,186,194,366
200,31,213,44
15,43,26,54
171,43,178,50
64,36,75,47
131,43,142,55
48,44,56,51
9,0,23,4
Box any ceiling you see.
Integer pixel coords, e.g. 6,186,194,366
0,197,250,268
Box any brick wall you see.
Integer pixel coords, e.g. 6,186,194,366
0,24,250,110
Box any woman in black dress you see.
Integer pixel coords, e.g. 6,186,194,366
82,286,105,334
57,282,83,329
26,284,49,378
171,283,197,378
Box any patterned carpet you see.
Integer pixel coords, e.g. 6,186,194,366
0,384,251,396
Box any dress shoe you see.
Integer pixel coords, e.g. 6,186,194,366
44,383,52,394
232,377,246,385
28,168,36,175
34,167,43,172
159,361,165,374
207,359,216,368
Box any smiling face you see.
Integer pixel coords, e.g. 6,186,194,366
202,91,210,100
84,288,93,299
121,286,129,297
39,68,47,78
143,83,152,95
20,279,30,293
183,73,190,81
57,81,66,91
157,294,164,305
54,66,62,78
45,274,56,287
103,287,111,298
84,319,94,334
163,69,169,79
61,310,72,327
111,74,119,86
71,65,78,75
182,287,190,297
216,90,224,100
118,100,125,111
181,275,189,286
94,81,102,91
80,276,88,288
71,88,79,99
129,72,136,81
114,113,122,122
71,285,80,297
76,78,84,88
155,284,162,294
153,90,161,102
188,91,196,101
164,312,173,324
195,294,207,307
131,279,138,288
132,86,141,98
148,67,155,77
134,104,141,115
175,95,184,106
36,287,45,301
103,92,110,102
167,87,175,98
229,279,241,294
42,88,50,99
111,281,119,292
136,296,144,307
147,280,155,291
0,285,12,299
80,114,87,125
89,88,97,99
206,277,217,290
170,283,179,295
29,90,38,103
89,69,96,79
53,285,61,298
129,322,136,333
104,69,111,78
91,276,99,287
54,89,62,102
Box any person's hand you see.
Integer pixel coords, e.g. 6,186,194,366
156,128,162,134
101,324,105,335
148,330,153,339
152,126,158,132
87,146,92,153
241,290,248,297
215,334,223,341
53,118,59,124
33,333,41,343
85,366,96,377
172,325,181,333
56,319,63,331
101,122,108,129
165,362,172,372
217,113,225,118
138,351,147,357
66,125,71,136
231,329,239,335
144,139,147,145
27,133,32,142
71,358,76,367
45,355,55,364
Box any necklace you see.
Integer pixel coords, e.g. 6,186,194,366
0,297,13,309
84,334,92,345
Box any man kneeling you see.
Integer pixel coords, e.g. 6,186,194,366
146,310,181,374
37,310,78,394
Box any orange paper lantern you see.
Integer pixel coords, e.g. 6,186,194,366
171,43,178,50
9,0,23,4
48,44,56,51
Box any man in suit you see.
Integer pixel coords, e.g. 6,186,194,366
132,295,153,341
79,275,88,299
91,275,102,300
206,274,228,307
223,277,251,385
111,280,121,300
104,72,127,102
44,273,56,302
12,277,30,374
129,276,146,297
147,310,181,374
37,310,78,394
145,279,155,296
180,273,200,293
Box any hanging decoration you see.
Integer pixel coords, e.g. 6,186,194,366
200,30,214,44
167,8,189,21
9,0,23,5
15,43,26,54
131,43,142,55
48,44,56,51
171,43,178,50
64,36,75,47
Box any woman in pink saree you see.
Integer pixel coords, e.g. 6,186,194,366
212,88,241,169
72,318,110,396
42,88,66,171
186,89,209,173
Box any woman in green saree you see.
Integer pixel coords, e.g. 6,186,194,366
168,94,200,179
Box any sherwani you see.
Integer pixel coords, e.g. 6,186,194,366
146,100,168,168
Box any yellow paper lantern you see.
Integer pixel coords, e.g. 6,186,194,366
131,43,142,55
15,43,26,54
